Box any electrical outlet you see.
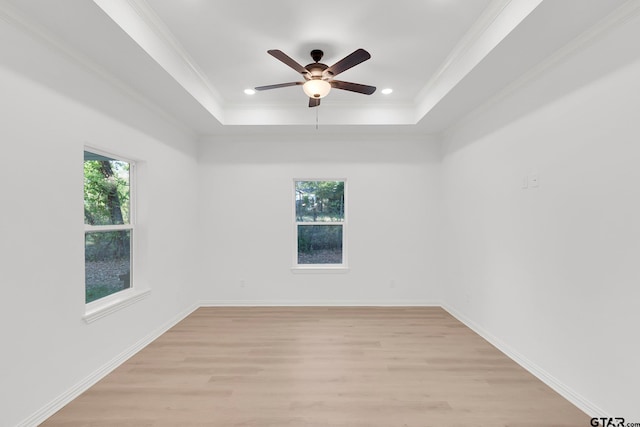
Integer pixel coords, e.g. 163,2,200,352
240,280,246,288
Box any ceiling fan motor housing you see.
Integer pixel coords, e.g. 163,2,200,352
305,63,328,78
306,50,329,78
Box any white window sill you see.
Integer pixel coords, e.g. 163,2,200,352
84,288,151,323
291,266,350,274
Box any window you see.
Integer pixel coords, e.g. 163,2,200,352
294,180,346,269
84,150,133,304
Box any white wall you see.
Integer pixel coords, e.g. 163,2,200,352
198,134,443,305
0,18,200,427
441,11,640,418
4,1,640,424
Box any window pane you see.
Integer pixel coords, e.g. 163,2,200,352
297,225,343,264
84,151,130,225
295,181,344,222
85,230,131,303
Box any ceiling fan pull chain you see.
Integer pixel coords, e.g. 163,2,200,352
316,106,319,130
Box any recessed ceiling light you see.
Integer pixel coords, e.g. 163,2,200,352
381,88,393,95
244,88,256,95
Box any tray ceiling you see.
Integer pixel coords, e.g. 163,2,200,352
1,0,634,135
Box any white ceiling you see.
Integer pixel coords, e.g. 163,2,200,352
144,0,492,105
1,0,634,136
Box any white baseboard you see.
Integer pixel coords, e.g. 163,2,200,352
441,303,609,419
199,299,441,307
20,301,608,425
17,303,199,427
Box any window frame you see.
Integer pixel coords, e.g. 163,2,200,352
291,178,349,273
83,147,149,323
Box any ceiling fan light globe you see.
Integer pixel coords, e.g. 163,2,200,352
303,79,331,99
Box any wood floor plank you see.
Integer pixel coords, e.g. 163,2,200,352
42,307,589,426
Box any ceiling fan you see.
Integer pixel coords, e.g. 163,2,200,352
255,48,376,107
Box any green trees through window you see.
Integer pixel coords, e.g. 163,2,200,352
84,158,129,226
84,151,132,303
295,180,345,265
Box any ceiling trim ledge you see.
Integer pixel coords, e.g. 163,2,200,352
413,0,543,123
92,0,226,123
224,103,416,126
447,0,640,137
0,1,196,139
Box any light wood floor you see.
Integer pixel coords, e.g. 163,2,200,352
43,307,589,426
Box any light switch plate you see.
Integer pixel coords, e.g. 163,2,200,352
530,173,539,188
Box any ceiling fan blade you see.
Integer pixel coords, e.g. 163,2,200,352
324,48,371,77
255,82,303,91
330,80,376,95
267,50,311,77
309,98,320,108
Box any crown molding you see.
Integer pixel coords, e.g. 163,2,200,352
124,0,226,109
414,0,543,122
86,0,546,128
0,1,196,139
415,0,512,98
93,0,226,122
447,0,640,137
